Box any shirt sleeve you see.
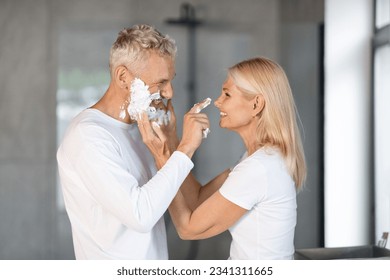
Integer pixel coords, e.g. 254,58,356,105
60,123,193,233
219,157,267,210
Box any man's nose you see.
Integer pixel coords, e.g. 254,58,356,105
160,83,173,99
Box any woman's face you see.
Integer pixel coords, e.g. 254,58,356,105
214,76,256,132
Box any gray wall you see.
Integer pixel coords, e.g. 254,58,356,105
0,0,59,259
0,0,324,259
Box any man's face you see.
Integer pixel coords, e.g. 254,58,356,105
138,51,176,100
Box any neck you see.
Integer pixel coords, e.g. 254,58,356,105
91,83,135,124
236,120,261,156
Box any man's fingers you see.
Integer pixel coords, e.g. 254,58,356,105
138,111,148,123
166,99,176,124
151,122,166,141
167,99,175,114
138,112,155,139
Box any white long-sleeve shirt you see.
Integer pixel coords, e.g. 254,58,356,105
57,108,193,259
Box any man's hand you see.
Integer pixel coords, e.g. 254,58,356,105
138,98,210,167
162,100,179,152
137,112,170,169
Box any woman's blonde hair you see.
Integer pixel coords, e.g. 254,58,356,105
228,57,306,189
109,24,177,76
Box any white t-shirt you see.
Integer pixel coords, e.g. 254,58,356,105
219,148,297,260
57,109,193,259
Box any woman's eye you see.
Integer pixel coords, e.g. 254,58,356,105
224,92,231,97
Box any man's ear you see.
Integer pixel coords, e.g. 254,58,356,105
252,95,265,116
114,66,131,90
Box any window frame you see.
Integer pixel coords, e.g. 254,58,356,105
372,0,390,244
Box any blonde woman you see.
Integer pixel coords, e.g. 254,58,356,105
139,57,306,260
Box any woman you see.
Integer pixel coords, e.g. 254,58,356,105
138,57,306,260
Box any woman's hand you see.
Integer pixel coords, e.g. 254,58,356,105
138,99,210,167
176,100,210,159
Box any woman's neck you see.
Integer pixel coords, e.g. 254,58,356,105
236,123,262,156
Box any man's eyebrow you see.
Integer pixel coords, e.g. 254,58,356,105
152,73,176,85
150,79,166,86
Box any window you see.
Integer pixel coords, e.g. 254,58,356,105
376,0,390,28
374,0,390,246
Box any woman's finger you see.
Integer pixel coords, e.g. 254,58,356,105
190,98,212,114
185,113,210,126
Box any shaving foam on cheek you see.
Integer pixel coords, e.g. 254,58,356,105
126,78,171,125
127,78,153,121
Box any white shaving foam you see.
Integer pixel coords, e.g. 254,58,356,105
194,97,212,113
127,78,153,120
126,78,170,125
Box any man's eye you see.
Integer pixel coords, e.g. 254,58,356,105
225,92,231,97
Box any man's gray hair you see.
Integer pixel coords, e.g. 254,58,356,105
109,24,177,76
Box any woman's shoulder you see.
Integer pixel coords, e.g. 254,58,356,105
233,147,288,181
241,147,282,165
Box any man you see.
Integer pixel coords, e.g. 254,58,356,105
57,24,209,259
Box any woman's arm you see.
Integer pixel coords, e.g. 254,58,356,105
168,189,247,240
178,169,230,211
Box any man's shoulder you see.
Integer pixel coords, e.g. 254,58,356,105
68,109,110,134
70,109,101,127
58,110,120,161
61,109,118,147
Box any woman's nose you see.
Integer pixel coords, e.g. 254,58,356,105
214,97,221,108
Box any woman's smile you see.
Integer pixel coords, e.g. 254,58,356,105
219,111,228,117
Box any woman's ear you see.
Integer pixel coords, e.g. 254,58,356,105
252,95,265,116
114,66,131,90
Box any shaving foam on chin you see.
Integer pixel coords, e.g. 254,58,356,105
147,107,171,126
